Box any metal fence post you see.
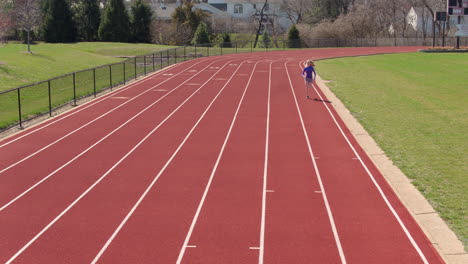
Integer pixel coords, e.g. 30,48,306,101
167,50,169,65
48,80,52,117
144,56,147,75
134,57,137,79
220,44,222,56
73,72,77,106
123,62,126,85
195,45,197,58
207,45,209,57
160,52,163,69
184,46,186,60
235,42,237,53
109,65,113,90
93,68,96,97
152,53,155,70
17,88,22,129
250,41,253,53
175,49,177,63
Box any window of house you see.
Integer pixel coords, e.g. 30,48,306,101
234,4,243,14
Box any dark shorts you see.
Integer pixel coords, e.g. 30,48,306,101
305,77,313,83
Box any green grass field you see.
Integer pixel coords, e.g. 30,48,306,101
316,53,468,249
0,42,176,92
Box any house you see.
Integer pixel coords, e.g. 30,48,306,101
151,0,295,32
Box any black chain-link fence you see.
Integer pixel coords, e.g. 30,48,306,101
0,38,466,131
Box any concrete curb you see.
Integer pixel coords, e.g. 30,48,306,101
315,75,467,264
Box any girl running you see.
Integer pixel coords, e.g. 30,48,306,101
301,60,316,99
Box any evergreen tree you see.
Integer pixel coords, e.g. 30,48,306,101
131,0,153,43
42,0,77,42
287,24,300,48
75,0,100,41
191,22,209,45
261,29,271,48
220,33,231,48
98,0,130,42
171,1,208,44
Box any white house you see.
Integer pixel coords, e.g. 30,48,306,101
151,0,295,32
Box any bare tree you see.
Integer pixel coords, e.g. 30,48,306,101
251,0,273,48
280,0,314,24
0,0,14,44
15,0,42,52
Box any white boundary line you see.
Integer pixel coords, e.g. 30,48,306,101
0,58,219,175
175,59,265,264
91,57,262,264
294,61,429,264
258,60,272,264
4,57,247,264
0,57,232,212
0,59,196,148
284,61,347,264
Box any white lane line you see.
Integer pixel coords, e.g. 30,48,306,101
0,60,194,149
258,61,272,264
186,245,197,248
91,58,257,264
176,60,264,264
0,59,216,176
266,190,274,193
301,64,430,264
250,247,261,250
4,57,244,264
285,61,347,264
0,59,232,212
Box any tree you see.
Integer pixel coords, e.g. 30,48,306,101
171,0,208,44
261,29,271,48
131,0,153,43
75,0,101,41
42,0,77,43
287,24,300,48
191,21,210,45
311,0,354,21
0,2,14,43
280,0,314,24
251,0,271,48
98,0,131,42
15,0,42,51
220,32,231,48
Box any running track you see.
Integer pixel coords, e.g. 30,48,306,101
0,47,445,264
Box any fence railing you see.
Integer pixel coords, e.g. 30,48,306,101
0,38,466,132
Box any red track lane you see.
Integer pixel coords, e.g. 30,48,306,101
0,47,445,264
264,60,341,263
0,57,208,168
1,56,259,264
178,60,270,264
0,57,226,209
94,59,262,264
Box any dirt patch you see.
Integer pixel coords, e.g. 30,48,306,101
0,61,5,65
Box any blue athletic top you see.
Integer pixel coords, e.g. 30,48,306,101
302,66,315,79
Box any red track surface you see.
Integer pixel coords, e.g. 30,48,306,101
0,48,445,264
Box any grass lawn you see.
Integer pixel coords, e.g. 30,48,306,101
0,42,176,92
316,53,468,249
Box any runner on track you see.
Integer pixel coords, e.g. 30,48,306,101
301,60,316,99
